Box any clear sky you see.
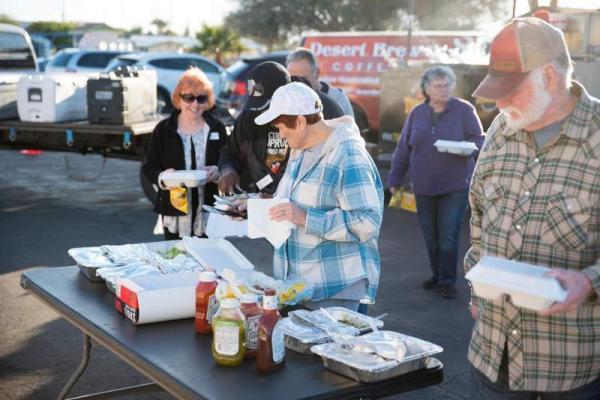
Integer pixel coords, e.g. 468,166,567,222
0,0,237,35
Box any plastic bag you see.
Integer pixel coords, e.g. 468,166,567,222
388,189,417,213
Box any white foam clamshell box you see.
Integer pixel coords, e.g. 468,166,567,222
433,139,477,156
465,256,568,311
17,73,89,122
183,237,254,273
117,271,199,324
159,170,208,188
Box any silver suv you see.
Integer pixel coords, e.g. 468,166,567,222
46,48,124,73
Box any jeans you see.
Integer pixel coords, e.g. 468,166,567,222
471,346,600,399
415,189,468,286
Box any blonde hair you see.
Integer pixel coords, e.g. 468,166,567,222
171,67,215,110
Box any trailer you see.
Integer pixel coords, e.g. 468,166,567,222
0,117,163,202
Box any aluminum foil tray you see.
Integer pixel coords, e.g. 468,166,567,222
311,331,443,382
69,240,199,284
282,307,384,354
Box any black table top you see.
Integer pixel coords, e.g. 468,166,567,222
21,266,443,400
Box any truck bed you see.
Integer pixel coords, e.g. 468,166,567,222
0,117,164,161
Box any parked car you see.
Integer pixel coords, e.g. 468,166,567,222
217,51,289,117
104,52,224,113
45,48,125,73
0,23,38,119
30,34,53,71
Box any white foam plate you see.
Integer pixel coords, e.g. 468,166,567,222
465,256,568,311
183,237,254,273
160,170,208,188
434,140,477,156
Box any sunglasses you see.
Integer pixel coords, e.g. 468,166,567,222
180,93,208,104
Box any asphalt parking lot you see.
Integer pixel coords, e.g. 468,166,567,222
0,148,474,400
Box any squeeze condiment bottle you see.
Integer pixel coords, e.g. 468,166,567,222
240,293,262,359
256,289,285,373
195,271,219,334
211,298,246,367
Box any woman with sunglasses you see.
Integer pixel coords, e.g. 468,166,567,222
143,67,227,239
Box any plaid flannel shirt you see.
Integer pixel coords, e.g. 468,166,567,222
464,82,600,392
274,117,384,302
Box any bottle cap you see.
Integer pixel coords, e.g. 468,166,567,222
220,298,240,309
198,271,217,283
241,293,258,304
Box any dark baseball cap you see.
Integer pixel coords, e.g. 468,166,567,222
244,61,291,112
473,17,569,100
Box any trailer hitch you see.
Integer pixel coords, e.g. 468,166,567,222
122,131,132,150
65,129,74,147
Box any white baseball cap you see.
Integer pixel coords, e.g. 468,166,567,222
254,82,323,125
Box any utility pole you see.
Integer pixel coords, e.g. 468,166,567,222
405,0,415,64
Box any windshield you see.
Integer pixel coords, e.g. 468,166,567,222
48,51,75,68
0,32,36,69
104,57,137,72
225,60,249,79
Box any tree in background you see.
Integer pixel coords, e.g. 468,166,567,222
151,18,174,35
226,0,511,49
27,21,78,49
194,25,245,65
413,0,509,30
123,26,143,38
0,14,17,25
226,0,407,49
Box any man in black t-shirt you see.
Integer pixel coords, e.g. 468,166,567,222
218,62,291,195
218,62,342,195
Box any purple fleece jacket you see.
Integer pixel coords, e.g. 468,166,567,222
388,97,484,196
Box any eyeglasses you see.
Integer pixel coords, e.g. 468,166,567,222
180,93,208,104
429,83,452,91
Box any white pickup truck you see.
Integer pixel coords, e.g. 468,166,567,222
0,23,38,119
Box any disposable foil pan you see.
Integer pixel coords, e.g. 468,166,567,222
282,307,384,354
69,240,193,283
68,246,114,282
310,331,443,383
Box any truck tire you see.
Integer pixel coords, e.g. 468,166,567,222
140,165,157,205
157,87,173,114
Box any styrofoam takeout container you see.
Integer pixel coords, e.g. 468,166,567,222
159,170,208,188
183,237,254,273
465,256,568,311
433,140,477,156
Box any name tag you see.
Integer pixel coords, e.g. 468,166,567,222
209,131,220,140
256,174,274,190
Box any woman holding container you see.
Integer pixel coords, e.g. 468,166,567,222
143,67,227,239
388,65,484,299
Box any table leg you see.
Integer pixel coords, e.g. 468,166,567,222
56,332,163,400
57,333,92,400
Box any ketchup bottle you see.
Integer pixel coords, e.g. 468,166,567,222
195,271,218,334
256,289,285,373
240,293,262,359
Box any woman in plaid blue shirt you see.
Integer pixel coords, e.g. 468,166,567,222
254,82,384,312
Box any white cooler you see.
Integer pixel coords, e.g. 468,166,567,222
17,73,89,122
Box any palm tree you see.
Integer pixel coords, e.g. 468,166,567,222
194,25,245,66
